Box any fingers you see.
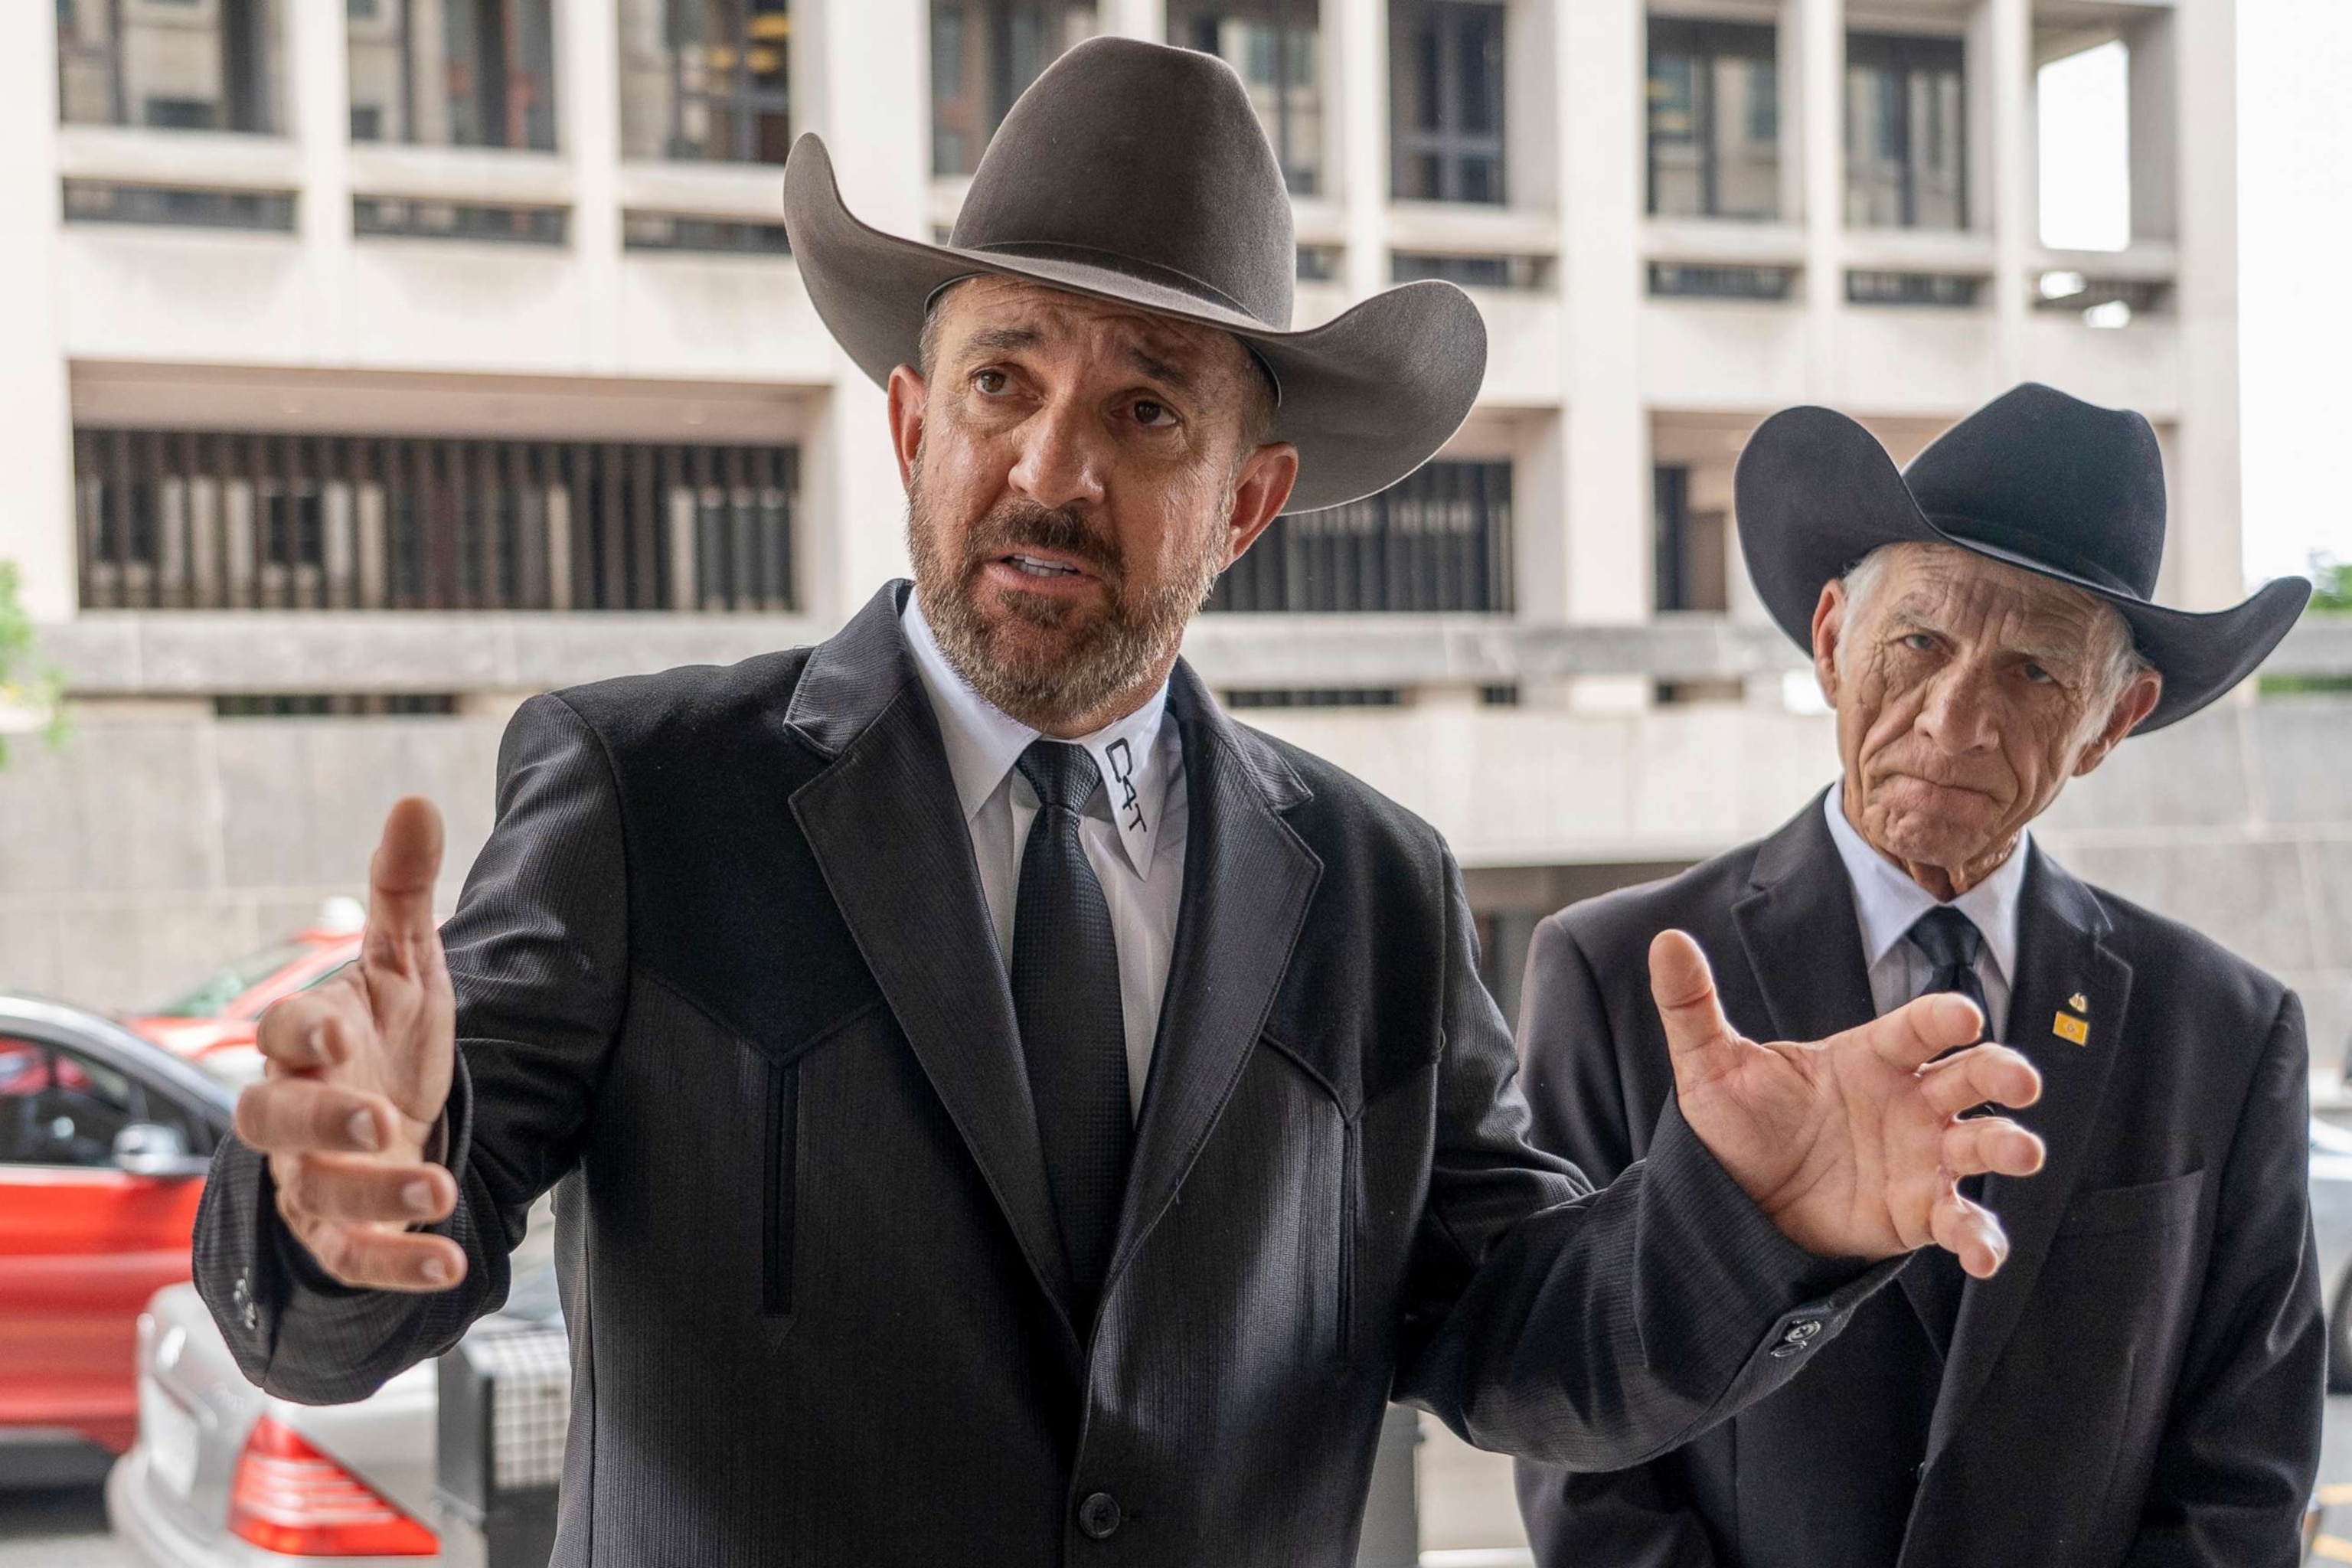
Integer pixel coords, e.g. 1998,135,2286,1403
275,1151,456,1226
1938,1116,2047,1182
286,1213,467,1294
1651,930,1743,1089
1929,1184,2011,1279
364,796,446,974
237,1076,401,1157
1861,991,1986,1072
255,985,368,1074
1917,1043,2043,1118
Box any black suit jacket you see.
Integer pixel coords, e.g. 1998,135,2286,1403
194,585,1892,1566
1514,792,2324,1568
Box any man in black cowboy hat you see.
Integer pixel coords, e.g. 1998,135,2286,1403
1516,383,2320,1568
195,40,2050,1565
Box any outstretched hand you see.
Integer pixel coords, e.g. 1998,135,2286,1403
235,797,466,1293
1655,929,2046,1277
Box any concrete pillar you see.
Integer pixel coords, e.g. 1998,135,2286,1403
288,0,354,363
2125,10,2178,243
1557,0,1649,710
0,4,76,622
1987,0,2032,384
2170,0,2241,611
1334,0,1390,305
1101,0,1167,44
799,0,929,617
1797,0,1843,395
560,0,625,373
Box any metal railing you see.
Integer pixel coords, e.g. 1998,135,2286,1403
73,429,797,614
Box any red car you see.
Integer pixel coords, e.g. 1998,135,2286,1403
0,994,235,1474
124,900,364,1087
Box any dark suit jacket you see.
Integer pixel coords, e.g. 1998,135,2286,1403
1515,792,2324,1568
193,585,1891,1566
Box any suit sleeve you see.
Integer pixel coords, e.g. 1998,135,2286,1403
2121,989,2324,1568
1390,849,1898,1472
192,692,629,1403
1511,914,1722,1568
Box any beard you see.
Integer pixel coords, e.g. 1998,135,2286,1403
906,466,1228,733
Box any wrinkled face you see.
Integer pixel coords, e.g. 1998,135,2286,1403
887,276,1295,736
1815,543,2161,893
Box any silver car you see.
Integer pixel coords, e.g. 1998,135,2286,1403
106,1204,557,1566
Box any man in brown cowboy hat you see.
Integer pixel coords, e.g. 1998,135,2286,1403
1517,384,2319,1568
197,41,2048,1564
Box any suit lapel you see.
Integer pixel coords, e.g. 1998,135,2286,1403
1922,847,2128,1465
786,585,1080,1354
1102,664,1321,1298
1729,793,1878,1047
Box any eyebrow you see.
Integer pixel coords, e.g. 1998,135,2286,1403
1125,345,1198,394
1885,604,2088,668
962,325,1042,356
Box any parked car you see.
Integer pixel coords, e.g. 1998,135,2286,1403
0,993,235,1479
107,1201,560,1566
122,900,365,1088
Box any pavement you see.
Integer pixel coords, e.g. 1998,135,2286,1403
15,1398,2352,1565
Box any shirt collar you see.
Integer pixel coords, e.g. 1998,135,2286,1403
1821,786,2027,988
902,592,1172,880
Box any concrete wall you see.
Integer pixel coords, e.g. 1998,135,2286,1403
5,691,2344,1077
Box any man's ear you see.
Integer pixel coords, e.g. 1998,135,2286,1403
1222,442,1300,569
1811,580,1848,706
2073,667,2164,778
887,364,927,495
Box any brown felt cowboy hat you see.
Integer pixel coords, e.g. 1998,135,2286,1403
779,36,1486,514
1736,383,2310,732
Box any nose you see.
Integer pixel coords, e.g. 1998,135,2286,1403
1917,662,2000,754
1007,390,1107,514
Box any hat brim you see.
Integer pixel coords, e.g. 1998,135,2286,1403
1734,404,2311,731
782,135,1488,514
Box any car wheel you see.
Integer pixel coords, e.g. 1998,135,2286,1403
2331,1261,2352,1395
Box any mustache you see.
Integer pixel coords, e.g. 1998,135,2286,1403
963,501,1122,583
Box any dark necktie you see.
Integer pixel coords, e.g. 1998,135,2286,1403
1010,740,1134,1318
1903,905,1988,1357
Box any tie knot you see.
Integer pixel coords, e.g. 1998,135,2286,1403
1017,740,1102,814
1906,906,1983,969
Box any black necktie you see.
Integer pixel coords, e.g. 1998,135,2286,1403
1010,740,1134,1318
1903,905,1988,1357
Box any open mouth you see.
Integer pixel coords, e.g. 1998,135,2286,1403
998,552,1094,582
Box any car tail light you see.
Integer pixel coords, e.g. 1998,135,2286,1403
229,1416,438,1557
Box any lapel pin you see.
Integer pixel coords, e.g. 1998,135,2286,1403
2068,992,2089,1014
2053,1011,2089,1047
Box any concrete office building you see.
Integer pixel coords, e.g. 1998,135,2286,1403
2,0,2346,1078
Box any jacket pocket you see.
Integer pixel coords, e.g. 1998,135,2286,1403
763,1057,799,1319
1338,1116,1360,1366
2056,1168,2205,1240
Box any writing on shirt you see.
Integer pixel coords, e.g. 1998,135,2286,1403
1105,737,1146,835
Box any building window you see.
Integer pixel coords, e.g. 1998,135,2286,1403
1170,0,1320,196
622,211,792,254
1207,460,1513,612
1846,31,1966,230
56,0,283,134
64,180,297,232
619,0,792,165
1652,465,1727,612
1391,0,1504,204
73,429,799,615
346,0,559,152
929,1,1096,178
1648,18,1778,220
1392,252,1546,290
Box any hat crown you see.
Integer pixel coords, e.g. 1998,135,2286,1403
1900,382,2167,599
949,37,1296,330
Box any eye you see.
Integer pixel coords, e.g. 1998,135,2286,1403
1131,398,1177,428
973,368,1009,396
2022,662,2055,684
1900,632,1936,652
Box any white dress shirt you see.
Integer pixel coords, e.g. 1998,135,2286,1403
1821,787,2028,1040
902,593,1187,1117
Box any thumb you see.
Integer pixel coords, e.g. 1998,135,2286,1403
1652,929,1742,1091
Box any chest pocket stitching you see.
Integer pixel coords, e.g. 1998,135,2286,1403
2055,1168,2206,1239
756,998,888,1324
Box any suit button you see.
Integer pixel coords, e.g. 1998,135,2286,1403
1783,1318,1821,1344
1077,1491,1122,1540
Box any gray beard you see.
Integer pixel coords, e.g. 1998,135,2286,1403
905,477,1224,733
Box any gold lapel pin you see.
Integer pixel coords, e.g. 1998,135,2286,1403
2053,1010,2089,1046
2069,992,2089,1014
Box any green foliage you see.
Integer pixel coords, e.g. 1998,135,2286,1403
0,561,67,766
2259,555,2352,696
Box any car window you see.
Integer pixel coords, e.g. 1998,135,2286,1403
0,1035,139,1167
152,941,313,1019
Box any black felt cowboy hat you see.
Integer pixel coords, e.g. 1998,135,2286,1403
779,36,1486,514
1736,383,2310,731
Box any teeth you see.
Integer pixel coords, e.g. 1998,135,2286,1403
1008,555,1080,577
